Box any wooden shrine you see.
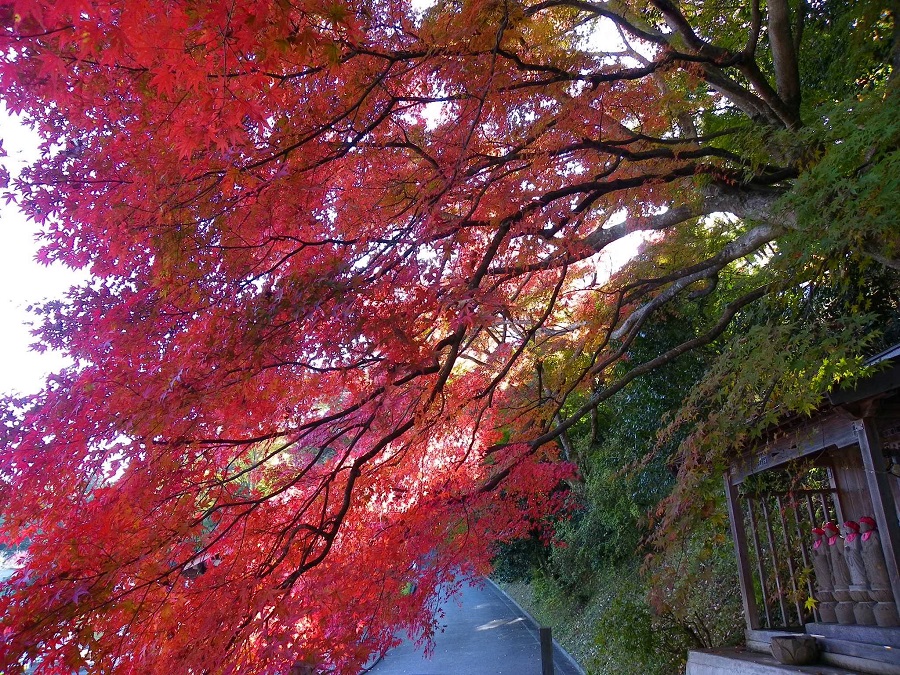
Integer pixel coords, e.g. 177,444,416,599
688,345,900,674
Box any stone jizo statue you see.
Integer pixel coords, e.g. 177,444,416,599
843,520,876,625
811,526,836,623
824,521,855,624
859,515,899,627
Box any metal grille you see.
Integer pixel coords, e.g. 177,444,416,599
741,488,840,629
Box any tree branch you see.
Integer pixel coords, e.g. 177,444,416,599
611,221,784,341
766,0,802,118
555,285,771,438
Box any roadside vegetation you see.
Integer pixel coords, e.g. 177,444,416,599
494,259,900,673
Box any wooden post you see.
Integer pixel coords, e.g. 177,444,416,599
540,626,554,675
855,418,900,611
826,466,846,526
724,472,761,631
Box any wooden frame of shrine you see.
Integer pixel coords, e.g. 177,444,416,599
719,345,900,674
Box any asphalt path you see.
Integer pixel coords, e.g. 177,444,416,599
365,579,584,675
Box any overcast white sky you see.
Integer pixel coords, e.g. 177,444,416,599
1,110,81,396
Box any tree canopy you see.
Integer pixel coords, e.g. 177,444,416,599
0,0,897,672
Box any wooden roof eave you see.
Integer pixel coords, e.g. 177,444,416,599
729,347,900,484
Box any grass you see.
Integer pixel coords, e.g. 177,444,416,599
496,578,607,672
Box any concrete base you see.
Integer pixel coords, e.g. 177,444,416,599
687,648,868,675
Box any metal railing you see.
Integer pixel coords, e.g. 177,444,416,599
741,488,840,629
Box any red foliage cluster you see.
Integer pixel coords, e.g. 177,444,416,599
0,0,808,669
0,2,610,672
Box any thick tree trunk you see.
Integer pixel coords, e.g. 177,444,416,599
767,0,802,121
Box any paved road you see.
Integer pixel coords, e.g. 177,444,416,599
366,579,584,675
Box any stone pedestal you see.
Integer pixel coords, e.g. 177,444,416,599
818,599,838,624
851,597,877,626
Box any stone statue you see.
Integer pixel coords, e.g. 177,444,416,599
859,515,900,627
811,526,837,623
843,520,876,625
824,521,855,624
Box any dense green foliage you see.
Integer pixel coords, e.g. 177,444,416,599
494,254,900,672
491,4,900,656
492,315,746,666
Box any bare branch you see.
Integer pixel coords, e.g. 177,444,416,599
744,0,763,57
864,246,900,271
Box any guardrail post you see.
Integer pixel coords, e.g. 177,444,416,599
540,626,554,675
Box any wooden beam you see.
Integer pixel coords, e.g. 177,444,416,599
731,411,858,483
855,418,900,611
725,471,761,630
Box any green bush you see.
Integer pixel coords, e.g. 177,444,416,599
591,549,743,675
491,534,547,583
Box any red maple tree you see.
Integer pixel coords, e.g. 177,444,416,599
1,0,895,672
